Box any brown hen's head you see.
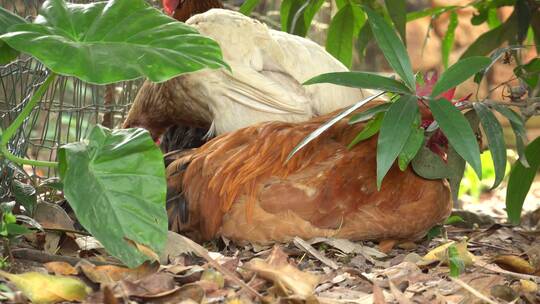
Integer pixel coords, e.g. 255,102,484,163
162,0,224,21
122,82,174,143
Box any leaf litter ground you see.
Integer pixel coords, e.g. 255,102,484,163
1,180,539,303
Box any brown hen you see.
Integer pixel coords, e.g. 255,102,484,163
166,108,452,244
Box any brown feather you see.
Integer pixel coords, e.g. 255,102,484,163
167,105,452,243
173,0,223,22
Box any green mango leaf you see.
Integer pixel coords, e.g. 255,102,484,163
532,12,540,54
442,11,458,69
445,215,465,225
239,0,262,15
349,102,391,124
506,136,540,224
384,0,406,45
460,11,518,59
515,0,531,43
492,105,529,167
304,71,412,94
431,56,491,98
58,126,167,267
0,7,27,64
288,91,386,161
326,4,356,68
377,94,419,188
514,57,540,89
364,6,415,91
473,103,506,189
348,112,384,149
406,6,458,22
356,22,373,62
10,180,37,215
281,0,325,37
448,245,465,277
430,99,481,178
475,46,524,84
398,124,424,171
0,0,227,85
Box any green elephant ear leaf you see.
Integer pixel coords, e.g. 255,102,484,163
58,126,168,268
0,0,227,84
0,7,27,64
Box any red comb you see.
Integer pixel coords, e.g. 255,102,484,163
162,0,179,15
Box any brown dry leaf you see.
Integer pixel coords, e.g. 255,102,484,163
149,283,205,304
493,255,536,274
44,262,78,276
378,240,398,254
525,244,540,272
116,272,177,299
124,238,160,262
389,280,412,304
244,247,320,299
79,260,159,284
0,269,90,304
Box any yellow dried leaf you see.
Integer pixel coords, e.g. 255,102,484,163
519,279,538,293
244,258,319,299
422,241,474,266
493,255,536,275
0,269,90,304
201,268,225,288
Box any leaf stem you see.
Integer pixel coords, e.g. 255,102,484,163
0,73,58,168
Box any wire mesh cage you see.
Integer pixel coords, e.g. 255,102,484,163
0,0,146,201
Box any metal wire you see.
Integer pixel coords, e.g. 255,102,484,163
0,0,144,200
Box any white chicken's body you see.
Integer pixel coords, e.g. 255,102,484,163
128,9,377,136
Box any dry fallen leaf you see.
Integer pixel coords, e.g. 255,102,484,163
200,268,225,289
493,255,536,275
124,238,160,262
518,279,538,293
78,260,158,284
422,240,474,266
244,247,319,299
44,261,78,276
0,269,90,304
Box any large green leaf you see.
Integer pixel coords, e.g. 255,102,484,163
0,0,227,85
384,0,407,45
441,11,458,69
460,11,518,59
506,137,540,224
239,0,262,15
364,6,415,91
430,56,491,97
430,99,482,178
473,103,506,189
305,71,412,94
376,95,419,188
493,105,529,167
58,126,167,267
0,7,27,64
326,4,356,68
514,57,540,89
10,180,37,215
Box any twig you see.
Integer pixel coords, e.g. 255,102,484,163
293,237,339,270
473,259,540,283
11,248,123,267
450,277,500,304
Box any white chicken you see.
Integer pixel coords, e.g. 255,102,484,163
123,8,377,139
